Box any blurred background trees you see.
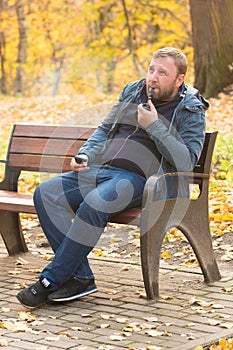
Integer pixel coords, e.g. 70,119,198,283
0,0,232,98
190,0,233,97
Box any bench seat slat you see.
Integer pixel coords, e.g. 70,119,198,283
0,190,35,213
0,190,140,224
109,208,141,226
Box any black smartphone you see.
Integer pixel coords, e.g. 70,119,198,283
74,155,86,164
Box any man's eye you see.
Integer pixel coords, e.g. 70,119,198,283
159,71,166,76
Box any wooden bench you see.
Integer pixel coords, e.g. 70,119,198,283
0,123,221,299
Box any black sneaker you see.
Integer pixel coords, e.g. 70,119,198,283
16,278,53,309
48,276,98,302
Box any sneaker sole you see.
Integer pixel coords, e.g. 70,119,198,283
48,286,98,302
16,294,46,309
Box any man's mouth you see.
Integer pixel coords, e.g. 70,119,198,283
150,85,159,90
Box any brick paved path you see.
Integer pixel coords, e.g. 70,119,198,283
0,241,233,349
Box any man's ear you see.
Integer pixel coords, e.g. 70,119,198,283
176,74,185,88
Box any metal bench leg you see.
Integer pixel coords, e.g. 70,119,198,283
140,203,169,299
0,211,28,255
140,225,165,299
140,198,221,300
180,204,221,283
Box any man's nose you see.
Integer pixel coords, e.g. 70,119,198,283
151,71,158,81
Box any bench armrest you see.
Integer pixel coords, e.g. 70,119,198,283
142,171,209,207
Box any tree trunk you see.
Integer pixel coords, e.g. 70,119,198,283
15,0,28,94
52,56,65,96
0,2,7,94
106,60,117,94
190,0,233,97
0,31,7,94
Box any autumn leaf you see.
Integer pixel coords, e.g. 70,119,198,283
0,339,8,346
161,251,171,259
45,335,61,342
100,323,110,328
109,334,125,341
81,313,94,318
145,329,164,337
116,317,128,323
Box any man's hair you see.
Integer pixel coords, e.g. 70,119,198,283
153,47,188,75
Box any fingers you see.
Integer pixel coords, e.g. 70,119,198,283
137,100,155,113
70,157,90,172
137,102,158,128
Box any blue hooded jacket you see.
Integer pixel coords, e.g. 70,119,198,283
78,78,209,199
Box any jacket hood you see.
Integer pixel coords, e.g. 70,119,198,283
181,84,209,111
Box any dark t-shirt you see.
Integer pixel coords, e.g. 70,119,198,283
100,86,182,177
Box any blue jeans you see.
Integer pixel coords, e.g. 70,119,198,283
33,164,146,290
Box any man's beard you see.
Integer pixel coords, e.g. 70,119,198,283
151,80,177,102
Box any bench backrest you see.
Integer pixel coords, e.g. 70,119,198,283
6,123,217,179
193,130,218,182
7,124,96,173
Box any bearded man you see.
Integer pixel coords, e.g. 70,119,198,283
17,47,208,308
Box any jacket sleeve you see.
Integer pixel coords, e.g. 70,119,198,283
145,105,206,172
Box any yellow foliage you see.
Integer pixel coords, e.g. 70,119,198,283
219,338,228,348
193,338,233,349
161,251,171,259
0,0,192,96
